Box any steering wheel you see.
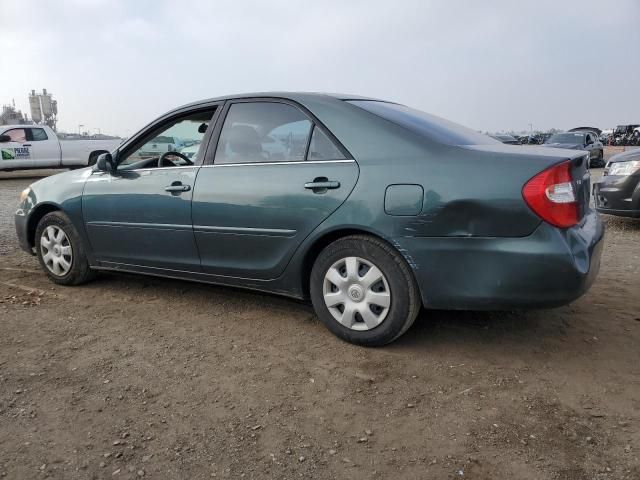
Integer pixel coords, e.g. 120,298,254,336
158,151,194,168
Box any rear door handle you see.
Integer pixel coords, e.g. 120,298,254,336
304,180,340,190
165,183,191,193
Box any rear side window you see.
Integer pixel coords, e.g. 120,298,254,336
29,128,48,141
348,100,499,146
307,126,346,160
4,128,27,142
215,102,312,164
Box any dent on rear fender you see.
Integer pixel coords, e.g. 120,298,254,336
401,197,539,238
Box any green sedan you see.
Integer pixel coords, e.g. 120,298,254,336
15,93,604,346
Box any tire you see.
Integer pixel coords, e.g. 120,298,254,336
88,152,101,166
310,235,421,346
35,211,95,286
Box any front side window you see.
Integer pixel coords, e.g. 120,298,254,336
4,129,27,143
214,102,312,164
119,109,215,167
307,126,346,160
30,128,48,141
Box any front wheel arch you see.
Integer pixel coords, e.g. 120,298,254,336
27,203,61,249
34,211,95,285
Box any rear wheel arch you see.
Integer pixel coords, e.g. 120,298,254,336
300,228,419,300
27,204,61,249
307,232,422,345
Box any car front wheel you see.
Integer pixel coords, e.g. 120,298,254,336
35,211,94,285
310,235,421,346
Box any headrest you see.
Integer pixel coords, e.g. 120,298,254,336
227,125,261,155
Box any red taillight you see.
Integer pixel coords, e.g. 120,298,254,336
522,160,578,228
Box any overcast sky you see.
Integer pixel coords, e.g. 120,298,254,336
2,0,639,136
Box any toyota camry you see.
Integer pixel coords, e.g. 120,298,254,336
15,93,604,346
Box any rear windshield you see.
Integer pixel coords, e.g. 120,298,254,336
546,133,584,144
347,100,499,146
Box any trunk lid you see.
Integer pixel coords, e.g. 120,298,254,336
464,144,591,227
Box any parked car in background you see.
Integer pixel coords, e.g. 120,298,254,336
612,124,640,146
0,125,121,171
15,92,603,346
569,127,602,136
613,124,639,137
179,140,202,160
543,131,605,167
539,133,553,144
599,129,613,144
519,134,549,145
593,148,640,217
490,134,520,145
136,135,186,158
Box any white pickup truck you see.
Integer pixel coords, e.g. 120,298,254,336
0,125,121,171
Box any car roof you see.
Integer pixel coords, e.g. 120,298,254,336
0,124,42,129
569,126,602,135
169,92,390,113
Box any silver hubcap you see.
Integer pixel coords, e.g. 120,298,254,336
323,256,391,331
40,226,73,276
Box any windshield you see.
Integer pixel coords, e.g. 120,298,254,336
348,100,499,146
546,133,584,144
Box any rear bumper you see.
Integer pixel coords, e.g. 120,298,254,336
593,173,640,217
394,211,604,310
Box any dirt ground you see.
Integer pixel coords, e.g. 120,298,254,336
0,150,638,479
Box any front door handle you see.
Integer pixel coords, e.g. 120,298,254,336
304,178,340,193
165,182,191,193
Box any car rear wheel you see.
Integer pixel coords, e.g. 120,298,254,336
310,235,420,346
35,211,95,286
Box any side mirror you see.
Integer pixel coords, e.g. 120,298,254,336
95,152,115,173
0,134,11,143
